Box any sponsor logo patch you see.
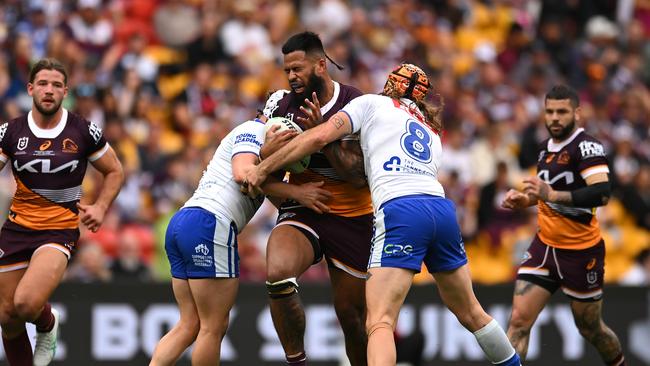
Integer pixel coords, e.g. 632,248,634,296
39,140,52,151
17,137,29,151
586,271,598,285
586,257,597,270
192,243,212,267
278,212,296,221
195,244,209,256
557,151,570,164
63,138,78,153
578,140,605,159
383,243,413,256
545,153,555,163
0,122,8,143
88,121,103,144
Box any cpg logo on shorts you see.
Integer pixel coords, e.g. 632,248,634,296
383,243,413,256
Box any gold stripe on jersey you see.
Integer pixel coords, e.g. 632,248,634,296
9,178,78,230
290,170,372,217
537,201,601,250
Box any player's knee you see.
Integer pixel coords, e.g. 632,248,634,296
0,303,18,325
219,315,231,340
266,277,299,299
13,297,41,322
451,304,488,331
180,316,200,340
576,325,601,343
574,318,604,342
508,307,534,333
366,317,394,338
334,300,365,333
266,259,303,284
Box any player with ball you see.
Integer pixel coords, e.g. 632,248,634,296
245,63,522,366
257,31,372,366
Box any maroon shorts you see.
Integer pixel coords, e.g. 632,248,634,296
276,204,373,278
0,221,77,272
517,235,605,302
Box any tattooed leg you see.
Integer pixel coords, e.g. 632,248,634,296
507,280,552,360
571,300,625,364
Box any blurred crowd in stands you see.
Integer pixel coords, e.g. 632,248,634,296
0,0,648,286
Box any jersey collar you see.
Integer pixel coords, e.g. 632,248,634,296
320,81,340,116
547,127,583,152
28,108,68,138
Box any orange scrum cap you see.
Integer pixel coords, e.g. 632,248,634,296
383,63,431,102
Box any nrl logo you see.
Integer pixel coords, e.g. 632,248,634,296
17,137,29,151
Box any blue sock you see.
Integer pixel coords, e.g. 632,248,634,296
494,352,521,366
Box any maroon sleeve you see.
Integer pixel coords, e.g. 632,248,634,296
82,119,108,158
575,135,609,177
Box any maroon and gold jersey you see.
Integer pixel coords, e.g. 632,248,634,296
263,82,372,217
0,109,108,231
535,128,609,250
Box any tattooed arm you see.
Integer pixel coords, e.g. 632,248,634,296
322,136,367,188
294,93,366,187
244,110,353,196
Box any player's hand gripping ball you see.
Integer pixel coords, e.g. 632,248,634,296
263,117,311,174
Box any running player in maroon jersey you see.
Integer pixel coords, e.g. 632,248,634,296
0,58,124,366
502,85,626,365
259,32,370,365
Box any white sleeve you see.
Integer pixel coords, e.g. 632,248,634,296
341,94,375,134
262,90,290,118
231,120,265,158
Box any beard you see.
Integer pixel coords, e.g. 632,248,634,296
546,118,576,140
34,97,62,116
289,72,326,109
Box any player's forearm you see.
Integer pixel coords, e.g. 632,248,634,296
545,190,573,205
258,132,326,176
262,180,296,201
547,182,611,208
94,168,124,211
259,143,279,160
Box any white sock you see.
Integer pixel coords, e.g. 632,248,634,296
473,319,516,364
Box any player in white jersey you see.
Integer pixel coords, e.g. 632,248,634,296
150,119,331,366
244,64,522,366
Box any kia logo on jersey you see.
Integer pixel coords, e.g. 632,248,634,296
14,159,79,173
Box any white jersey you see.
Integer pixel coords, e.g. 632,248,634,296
342,94,445,210
183,120,266,232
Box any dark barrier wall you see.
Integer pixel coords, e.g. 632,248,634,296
0,284,648,365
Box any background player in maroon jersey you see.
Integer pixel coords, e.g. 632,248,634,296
258,32,370,366
0,58,123,366
502,85,626,365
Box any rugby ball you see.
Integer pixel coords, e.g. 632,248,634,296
264,117,311,174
